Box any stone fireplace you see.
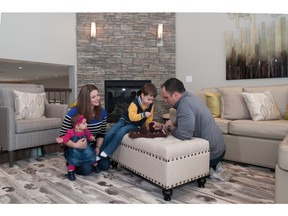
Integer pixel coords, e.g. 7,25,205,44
105,80,151,123
76,13,176,123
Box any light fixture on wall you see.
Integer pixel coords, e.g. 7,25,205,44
91,22,97,44
157,24,163,47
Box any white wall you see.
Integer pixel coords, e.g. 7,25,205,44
0,13,76,65
176,13,288,92
0,12,77,102
2,13,288,96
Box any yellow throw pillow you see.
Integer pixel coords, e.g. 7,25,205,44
204,91,221,117
283,107,288,120
69,100,77,109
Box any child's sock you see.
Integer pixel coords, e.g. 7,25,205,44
100,151,108,158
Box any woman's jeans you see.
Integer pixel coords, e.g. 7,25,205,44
75,158,110,176
101,119,138,156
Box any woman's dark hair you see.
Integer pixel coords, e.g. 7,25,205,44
77,84,102,122
161,78,186,96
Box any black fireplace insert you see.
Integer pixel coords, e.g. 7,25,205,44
105,80,151,123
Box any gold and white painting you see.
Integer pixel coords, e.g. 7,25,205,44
226,13,288,80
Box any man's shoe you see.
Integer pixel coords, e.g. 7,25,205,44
67,171,76,181
209,168,232,181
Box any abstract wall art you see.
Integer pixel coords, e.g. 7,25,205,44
226,14,288,80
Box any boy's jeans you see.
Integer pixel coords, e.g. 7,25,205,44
101,119,138,156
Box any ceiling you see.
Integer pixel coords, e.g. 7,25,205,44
0,58,70,83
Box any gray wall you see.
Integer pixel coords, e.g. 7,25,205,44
176,13,288,92
1,12,288,96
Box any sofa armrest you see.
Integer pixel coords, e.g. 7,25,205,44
45,103,68,121
0,106,16,150
278,135,288,171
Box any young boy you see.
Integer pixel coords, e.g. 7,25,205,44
56,114,99,181
97,83,158,160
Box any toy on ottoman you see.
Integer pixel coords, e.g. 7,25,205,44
111,132,210,201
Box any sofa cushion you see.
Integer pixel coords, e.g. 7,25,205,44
218,87,250,120
15,118,62,133
228,119,288,140
204,91,221,117
13,90,46,120
242,91,281,121
214,117,230,134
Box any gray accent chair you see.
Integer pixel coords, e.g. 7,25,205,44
0,83,68,167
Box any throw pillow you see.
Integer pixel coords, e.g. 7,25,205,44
284,107,288,120
13,90,46,120
242,91,282,121
204,91,221,117
169,108,177,124
219,87,250,120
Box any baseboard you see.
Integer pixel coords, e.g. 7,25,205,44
0,143,63,165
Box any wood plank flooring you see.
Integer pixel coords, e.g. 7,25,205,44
0,152,275,204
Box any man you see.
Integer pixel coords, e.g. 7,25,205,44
154,78,231,181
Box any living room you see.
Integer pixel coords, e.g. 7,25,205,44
0,0,287,212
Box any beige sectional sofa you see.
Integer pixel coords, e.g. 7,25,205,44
275,135,288,203
194,84,288,169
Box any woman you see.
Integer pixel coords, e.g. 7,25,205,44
58,84,109,176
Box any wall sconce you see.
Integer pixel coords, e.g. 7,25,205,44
91,22,96,38
157,24,163,47
91,22,96,44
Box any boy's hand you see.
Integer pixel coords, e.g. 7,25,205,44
145,111,152,118
90,136,96,141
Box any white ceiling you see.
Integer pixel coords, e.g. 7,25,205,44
0,58,70,82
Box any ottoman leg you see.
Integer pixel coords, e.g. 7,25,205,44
197,177,207,188
162,189,173,201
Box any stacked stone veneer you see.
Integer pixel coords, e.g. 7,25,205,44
76,13,176,121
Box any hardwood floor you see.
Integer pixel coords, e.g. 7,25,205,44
0,151,275,204
0,144,62,165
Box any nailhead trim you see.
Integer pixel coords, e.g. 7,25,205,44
119,143,210,163
116,162,209,189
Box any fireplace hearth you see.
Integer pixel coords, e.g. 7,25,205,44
105,80,151,123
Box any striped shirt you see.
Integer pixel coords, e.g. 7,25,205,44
59,107,107,139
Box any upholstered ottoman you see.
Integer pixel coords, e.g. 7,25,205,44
111,134,210,201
